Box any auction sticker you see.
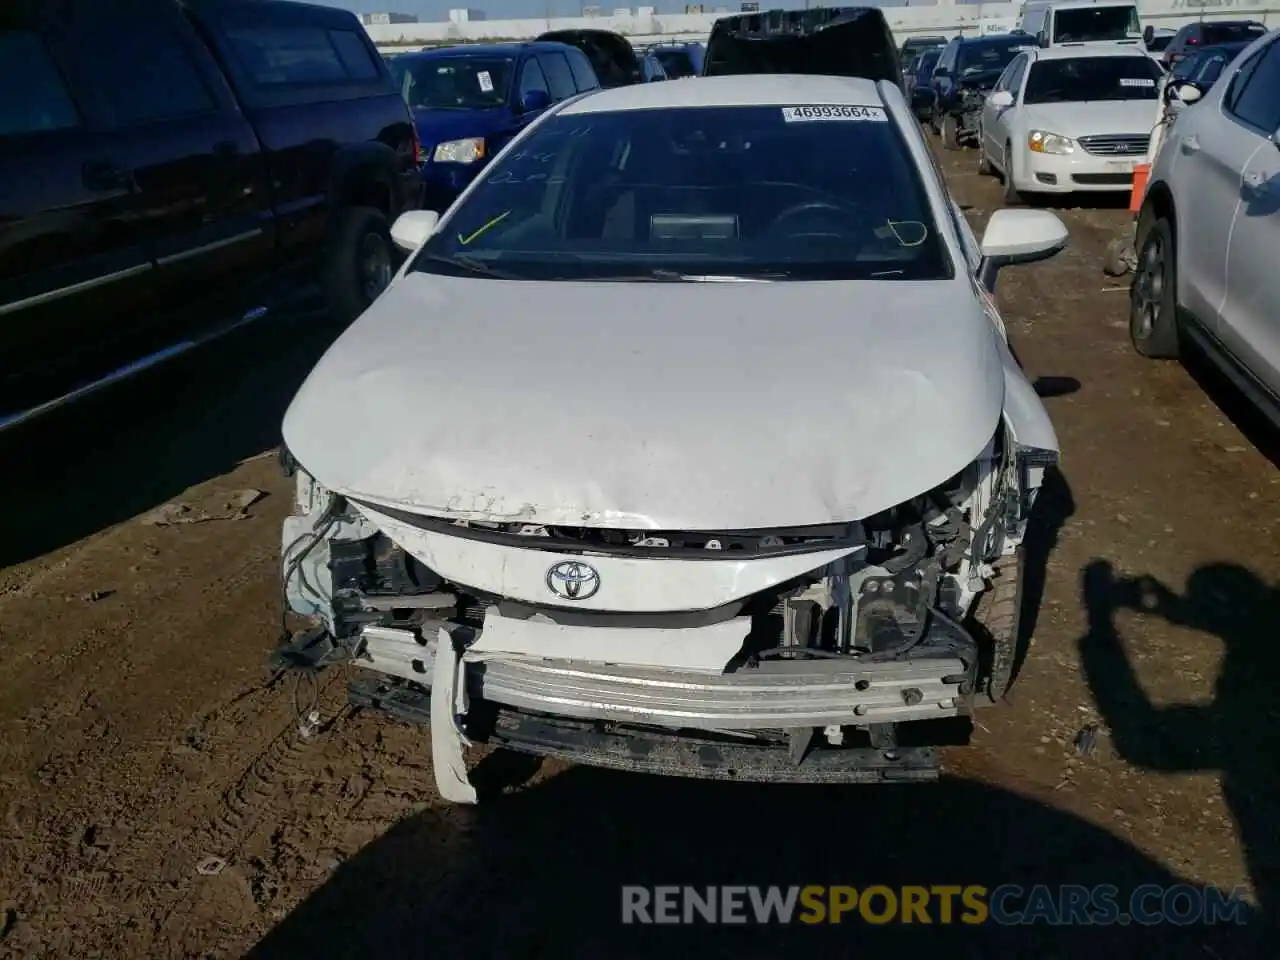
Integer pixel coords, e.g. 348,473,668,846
781,105,888,122
477,70,494,92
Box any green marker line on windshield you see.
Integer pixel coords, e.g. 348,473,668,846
457,209,511,245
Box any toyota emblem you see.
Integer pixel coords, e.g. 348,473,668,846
546,560,601,601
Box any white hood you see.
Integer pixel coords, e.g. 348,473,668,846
282,273,1005,531
1023,99,1160,138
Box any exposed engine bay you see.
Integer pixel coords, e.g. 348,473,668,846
273,424,1055,802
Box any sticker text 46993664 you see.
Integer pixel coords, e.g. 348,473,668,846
781,105,888,123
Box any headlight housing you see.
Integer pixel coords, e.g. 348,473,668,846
433,137,486,164
1027,130,1074,155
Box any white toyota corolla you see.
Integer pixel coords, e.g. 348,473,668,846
276,74,1068,802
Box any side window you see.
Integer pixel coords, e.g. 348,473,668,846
539,52,577,101
58,12,215,126
1225,40,1280,134
0,30,79,136
225,26,350,86
518,58,550,99
567,49,599,92
327,29,380,81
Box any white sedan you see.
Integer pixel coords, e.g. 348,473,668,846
279,73,1070,802
978,45,1164,203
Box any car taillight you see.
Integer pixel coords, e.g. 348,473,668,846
411,123,425,165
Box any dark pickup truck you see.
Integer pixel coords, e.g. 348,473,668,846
0,0,422,431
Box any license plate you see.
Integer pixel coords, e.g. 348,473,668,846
1108,160,1136,172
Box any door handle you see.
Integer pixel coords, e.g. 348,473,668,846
82,160,134,193
1180,134,1201,154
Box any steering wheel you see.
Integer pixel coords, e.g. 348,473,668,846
769,200,864,239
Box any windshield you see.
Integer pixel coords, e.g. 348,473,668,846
410,105,951,282
916,50,941,77
958,41,1024,76
1203,22,1267,44
652,49,696,77
390,56,513,110
1024,55,1161,103
1052,6,1141,44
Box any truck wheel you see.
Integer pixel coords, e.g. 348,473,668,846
941,114,961,151
972,550,1025,703
1130,215,1180,359
323,205,394,324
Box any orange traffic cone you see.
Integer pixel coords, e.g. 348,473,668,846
1129,163,1151,214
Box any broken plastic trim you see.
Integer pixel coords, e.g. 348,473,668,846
348,498,867,560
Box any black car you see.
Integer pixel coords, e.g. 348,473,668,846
645,41,705,78
905,48,942,120
1156,19,1267,70
928,34,1028,145
704,6,902,90
1167,40,1251,94
0,0,421,431
536,28,644,87
900,35,946,64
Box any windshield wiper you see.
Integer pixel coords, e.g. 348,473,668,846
418,253,521,280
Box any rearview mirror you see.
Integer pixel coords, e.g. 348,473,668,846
988,89,1014,108
978,208,1068,293
391,210,440,253
520,88,551,113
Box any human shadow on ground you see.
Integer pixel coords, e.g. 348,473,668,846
0,301,343,568
1079,559,1280,937
248,764,1262,959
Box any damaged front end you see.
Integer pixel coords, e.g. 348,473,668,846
273,425,1054,802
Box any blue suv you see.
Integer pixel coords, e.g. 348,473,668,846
389,42,601,210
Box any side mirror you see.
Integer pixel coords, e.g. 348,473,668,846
1036,30,1048,48
1176,82,1203,104
391,209,440,253
977,208,1068,292
1273,124,1280,150
1142,25,1155,45
988,89,1015,108
520,88,551,113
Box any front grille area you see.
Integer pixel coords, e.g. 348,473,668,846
1077,134,1149,157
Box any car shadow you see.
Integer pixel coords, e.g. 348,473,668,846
246,766,1262,958
1027,192,1132,212
0,300,342,569
1079,559,1280,939
1179,344,1280,470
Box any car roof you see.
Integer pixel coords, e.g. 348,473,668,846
1189,41,1252,56
559,74,883,115
1044,0,1136,9
957,33,1028,47
405,42,569,59
1029,43,1153,61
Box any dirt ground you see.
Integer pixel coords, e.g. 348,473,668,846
2,142,1279,959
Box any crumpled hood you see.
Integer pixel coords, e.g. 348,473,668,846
1023,99,1161,138
282,273,1005,530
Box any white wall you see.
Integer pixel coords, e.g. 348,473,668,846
364,1,1280,50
